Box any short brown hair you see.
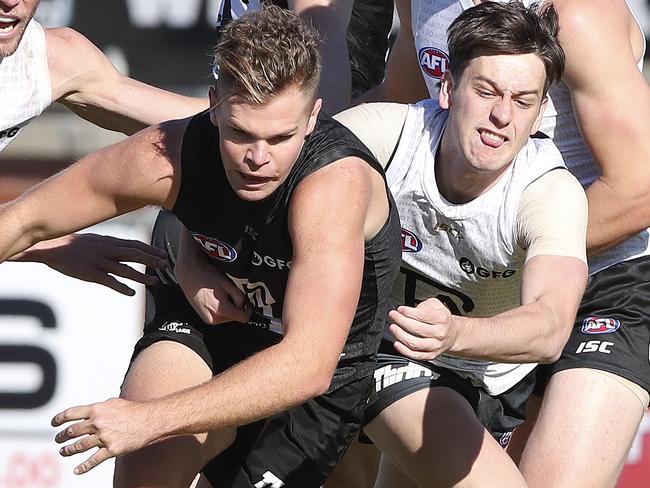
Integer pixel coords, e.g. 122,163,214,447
447,1,565,94
214,4,322,105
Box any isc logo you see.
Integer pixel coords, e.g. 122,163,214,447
419,47,449,79
192,233,237,262
401,228,422,252
576,340,614,354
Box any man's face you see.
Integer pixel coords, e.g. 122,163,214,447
209,85,322,202
0,0,40,58
439,53,547,175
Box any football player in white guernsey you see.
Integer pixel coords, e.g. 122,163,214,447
0,0,207,295
331,3,589,487
364,0,650,486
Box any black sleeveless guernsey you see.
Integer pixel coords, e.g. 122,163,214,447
172,111,401,389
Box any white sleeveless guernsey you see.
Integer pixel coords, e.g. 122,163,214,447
411,0,648,274
0,20,51,154
388,99,566,394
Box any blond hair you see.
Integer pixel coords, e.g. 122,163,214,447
214,4,322,105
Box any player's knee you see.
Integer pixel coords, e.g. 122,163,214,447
114,438,211,488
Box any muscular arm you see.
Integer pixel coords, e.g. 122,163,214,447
290,0,354,113
356,0,428,104
392,170,589,363
0,119,185,263
554,0,650,255
51,157,382,475
141,157,372,427
46,28,207,135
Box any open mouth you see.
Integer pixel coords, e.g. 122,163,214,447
478,129,507,148
0,16,19,35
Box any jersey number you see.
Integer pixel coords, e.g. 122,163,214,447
400,266,475,316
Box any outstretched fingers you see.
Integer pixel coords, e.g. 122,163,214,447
71,447,113,475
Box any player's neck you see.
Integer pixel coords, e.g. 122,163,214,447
436,138,509,204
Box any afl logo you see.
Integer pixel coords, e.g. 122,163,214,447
192,233,237,262
419,47,449,79
401,228,422,252
581,316,621,335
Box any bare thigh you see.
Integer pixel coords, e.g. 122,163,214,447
114,340,236,488
365,387,527,488
506,393,542,465
325,437,381,488
520,368,645,488
375,454,419,488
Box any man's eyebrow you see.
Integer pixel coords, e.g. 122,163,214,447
474,76,542,97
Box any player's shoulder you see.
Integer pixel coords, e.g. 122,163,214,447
552,0,629,37
45,26,107,69
44,26,97,55
45,27,109,95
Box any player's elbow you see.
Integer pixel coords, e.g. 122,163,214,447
308,376,332,399
537,345,563,364
295,360,337,400
537,321,572,363
290,373,330,403
307,365,336,398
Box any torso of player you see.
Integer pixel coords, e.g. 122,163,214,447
411,0,649,274
0,20,52,153
174,110,399,326
174,111,401,386
388,100,565,394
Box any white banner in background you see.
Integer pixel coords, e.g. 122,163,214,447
0,214,154,488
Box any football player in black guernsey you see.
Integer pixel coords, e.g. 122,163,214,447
0,6,400,488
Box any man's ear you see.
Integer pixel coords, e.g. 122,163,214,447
530,96,548,135
439,71,453,110
305,98,323,136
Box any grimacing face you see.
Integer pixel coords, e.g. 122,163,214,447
0,0,40,58
439,53,548,177
209,85,322,202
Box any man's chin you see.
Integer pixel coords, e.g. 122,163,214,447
234,187,273,202
0,28,26,58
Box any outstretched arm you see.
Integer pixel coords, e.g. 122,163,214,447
50,156,384,474
553,0,650,255
392,170,589,363
9,234,167,296
0,119,186,264
46,27,207,135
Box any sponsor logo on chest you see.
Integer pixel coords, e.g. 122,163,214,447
251,251,291,270
458,257,517,279
0,126,20,140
